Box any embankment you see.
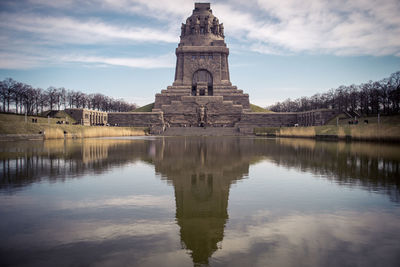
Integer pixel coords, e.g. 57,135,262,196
0,113,146,141
255,124,400,142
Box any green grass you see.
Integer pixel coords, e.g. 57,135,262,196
133,103,154,112
0,113,146,137
250,104,271,112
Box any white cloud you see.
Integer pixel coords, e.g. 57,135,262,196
1,0,400,72
0,52,45,69
0,13,177,44
0,10,177,69
246,0,400,56
63,53,175,69
28,0,194,22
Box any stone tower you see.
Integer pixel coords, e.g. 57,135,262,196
153,3,250,127
174,2,230,88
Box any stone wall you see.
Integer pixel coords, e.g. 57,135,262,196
161,96,243,127
219,94,250,109
237,109,339,134
154,93,189,109
237,112,297,133
108,112,164,134
297,109,338,126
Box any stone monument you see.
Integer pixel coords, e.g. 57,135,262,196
153,3,250,127
108,3,338,134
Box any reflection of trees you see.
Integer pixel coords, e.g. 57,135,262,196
257,139,400,202
0,139,150,192
1,137,399,201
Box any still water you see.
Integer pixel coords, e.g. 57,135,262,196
0,137,400,267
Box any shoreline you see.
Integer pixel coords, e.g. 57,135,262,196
254,124,400,143
254,132,400,143
1,131,399,143
0,132,147,142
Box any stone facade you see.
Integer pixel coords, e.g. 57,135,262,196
65,108,107,126
153,3,250,127
82,3,338,134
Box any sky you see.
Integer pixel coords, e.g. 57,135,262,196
0,0,400,107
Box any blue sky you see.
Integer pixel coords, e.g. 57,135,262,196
1,0,400,107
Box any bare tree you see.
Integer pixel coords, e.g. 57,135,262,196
32,88,43,115
46,87,58,111
59,87,67,110
268,71,400,116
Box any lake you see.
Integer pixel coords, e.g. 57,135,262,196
1,137,400,266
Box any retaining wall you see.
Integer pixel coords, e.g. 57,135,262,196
107,112,164,134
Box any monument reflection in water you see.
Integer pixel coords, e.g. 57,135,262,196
1,137,400,266
153,138,250,264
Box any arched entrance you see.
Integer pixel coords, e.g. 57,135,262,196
192,69,213,96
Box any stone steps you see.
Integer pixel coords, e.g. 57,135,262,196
214,86,238,89
161,127,242,136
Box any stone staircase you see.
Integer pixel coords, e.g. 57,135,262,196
161,127,241,136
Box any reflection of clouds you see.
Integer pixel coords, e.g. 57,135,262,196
59,195,174,210
70,220,177,242
214,210,400,266
1,194,174,211
7,218,177,248
2,194,175,247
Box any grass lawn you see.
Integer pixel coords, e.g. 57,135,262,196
0,113,146,138
133,103,154,112
250,104,272,112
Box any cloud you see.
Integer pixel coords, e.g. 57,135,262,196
1,0,399,72
27,0,194,22
231,0,400,56
0,52,46,69
0,13,177,44
63,54,175,69
0,9,177,69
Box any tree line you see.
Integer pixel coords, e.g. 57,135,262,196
267,71,400,115
0,78,138,115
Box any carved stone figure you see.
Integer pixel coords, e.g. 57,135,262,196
195,17,200,34
186,18,191,34
199,105,206,124
213,17,219,35
205,17,210,33
181,23,186,37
